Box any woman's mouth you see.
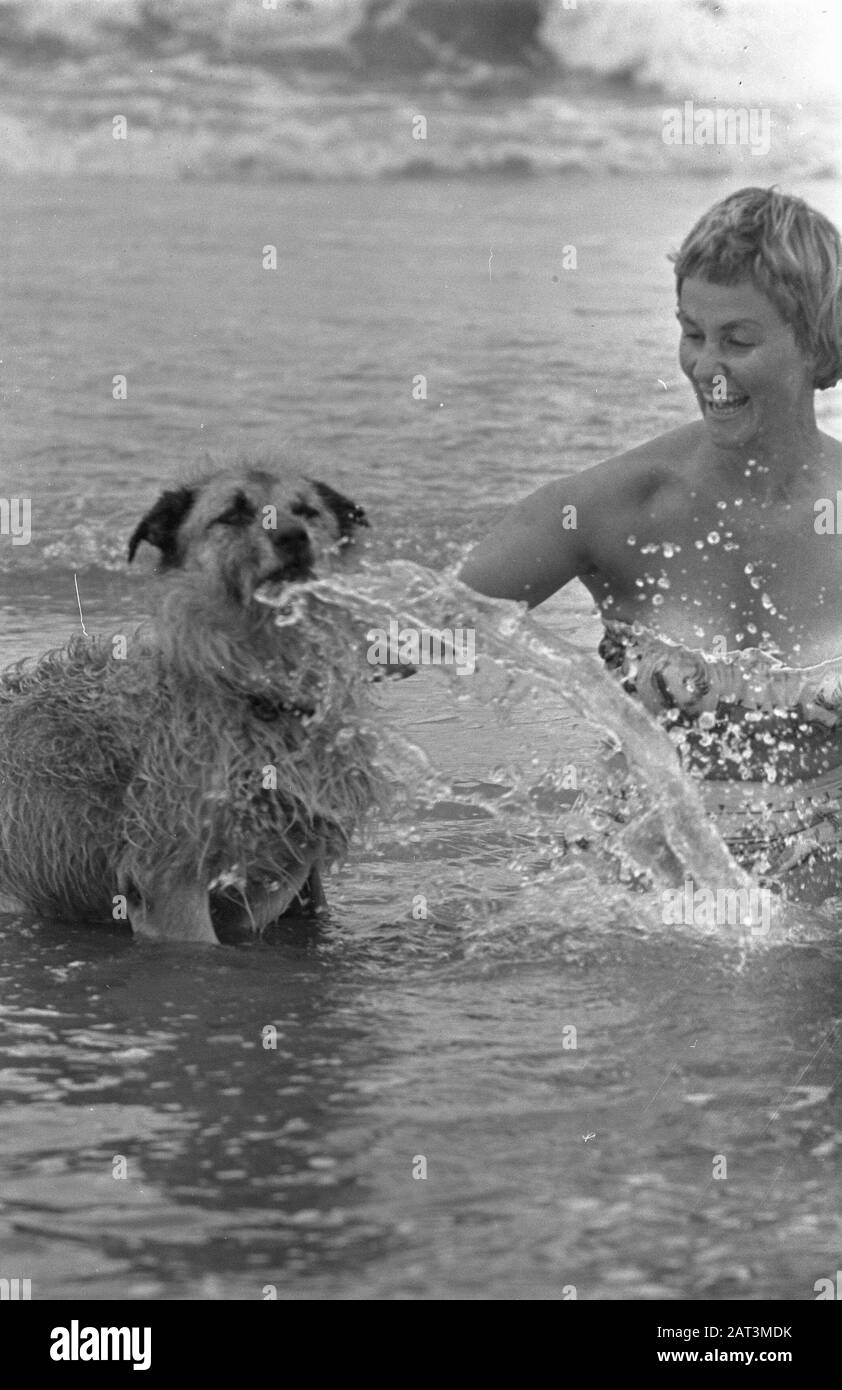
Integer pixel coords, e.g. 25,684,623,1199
701,389,750,420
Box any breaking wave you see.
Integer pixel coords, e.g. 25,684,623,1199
0,0,836,180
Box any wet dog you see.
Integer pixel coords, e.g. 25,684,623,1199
0,464,384,942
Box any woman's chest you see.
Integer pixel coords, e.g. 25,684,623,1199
604,512,842,662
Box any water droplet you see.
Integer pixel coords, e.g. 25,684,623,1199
652,594,664,606
694,539,704,549
749,576,761,589
716,500,727,510
747,623,758,634
627,535,637,546
707,531,720,544
744,562,754,574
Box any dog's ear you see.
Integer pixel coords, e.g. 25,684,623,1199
308,480,369,545
127,487,196,565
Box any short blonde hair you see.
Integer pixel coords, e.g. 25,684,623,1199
670,187,842,390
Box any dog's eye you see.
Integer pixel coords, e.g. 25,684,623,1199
211,493,257,528
290,499,321,521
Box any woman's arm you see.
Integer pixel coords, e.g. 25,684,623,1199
458,478,588,608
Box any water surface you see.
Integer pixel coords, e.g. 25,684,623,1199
1,174,841,1300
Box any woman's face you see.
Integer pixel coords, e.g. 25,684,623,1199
677,276,815,450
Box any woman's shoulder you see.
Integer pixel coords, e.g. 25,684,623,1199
571,422,703,505
818,428,842,463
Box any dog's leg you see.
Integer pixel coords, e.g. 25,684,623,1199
204,850,326,940
248,850,328,933
290,864,328,915
122,875,217,943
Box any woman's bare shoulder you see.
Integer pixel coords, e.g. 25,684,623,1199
572,422,702,503
818,428,842,462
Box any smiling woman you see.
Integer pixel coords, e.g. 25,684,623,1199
459,186,842,900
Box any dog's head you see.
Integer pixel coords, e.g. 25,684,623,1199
127,467,369,606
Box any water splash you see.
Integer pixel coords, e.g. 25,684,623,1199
261,558,788,950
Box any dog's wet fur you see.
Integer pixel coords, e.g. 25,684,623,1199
0,464,383,943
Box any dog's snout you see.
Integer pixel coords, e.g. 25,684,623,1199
274,520,310,547
271,521,314,577
273,521,312,557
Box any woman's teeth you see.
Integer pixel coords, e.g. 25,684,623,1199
703,392,749,417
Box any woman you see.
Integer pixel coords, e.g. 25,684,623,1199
460,187,842,900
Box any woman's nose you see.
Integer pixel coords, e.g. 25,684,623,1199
691,345,725,385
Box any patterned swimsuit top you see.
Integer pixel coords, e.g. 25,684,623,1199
599,619,842,730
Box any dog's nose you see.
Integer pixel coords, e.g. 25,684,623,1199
272,522,313,576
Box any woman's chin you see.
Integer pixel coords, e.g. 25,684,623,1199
700,399,758,447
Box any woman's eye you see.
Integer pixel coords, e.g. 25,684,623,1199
681,330,753,349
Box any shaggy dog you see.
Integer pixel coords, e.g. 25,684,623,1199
0,465,384,943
